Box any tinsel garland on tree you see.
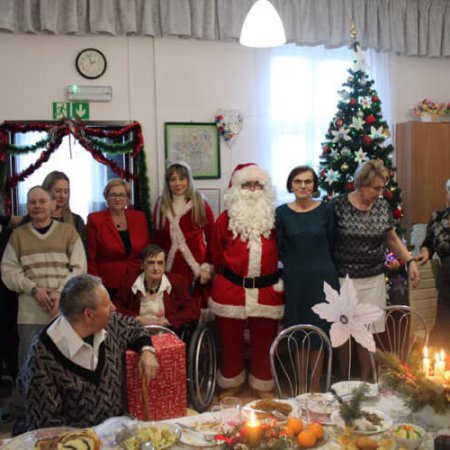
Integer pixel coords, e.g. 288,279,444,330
318,32,404,235
0,118,153,234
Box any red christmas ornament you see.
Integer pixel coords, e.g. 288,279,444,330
344,181,355,192
384,190,394,200
322,145,330,155
335,118,343,127
350,98,357,105
362,135,372,146
366,114,376,125
393,209,402,219
372,95,379,102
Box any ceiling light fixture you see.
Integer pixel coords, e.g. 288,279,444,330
239,0,286,48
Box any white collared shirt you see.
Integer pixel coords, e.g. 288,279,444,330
46,315,106,371
132,273,172,319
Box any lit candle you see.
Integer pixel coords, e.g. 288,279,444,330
441,350,446,370
422,346,430,377
434,351,446,378
243,410,262,448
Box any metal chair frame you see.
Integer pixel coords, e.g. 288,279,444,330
372,305,429,361
144,323,217,412
269,324,332,398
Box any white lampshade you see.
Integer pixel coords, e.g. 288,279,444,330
239,0,286,48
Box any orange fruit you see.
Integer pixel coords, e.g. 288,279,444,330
307,422,324,440
285,425,297,438
286,417,304,434
298,429,317,448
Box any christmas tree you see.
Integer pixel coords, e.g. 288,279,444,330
318,28,403,229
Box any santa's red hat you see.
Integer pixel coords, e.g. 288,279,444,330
229,163,270,188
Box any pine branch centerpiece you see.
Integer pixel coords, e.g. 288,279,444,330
375,351,450,415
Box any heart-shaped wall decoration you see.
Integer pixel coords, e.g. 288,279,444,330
215,109,243,147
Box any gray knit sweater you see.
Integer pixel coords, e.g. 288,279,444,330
18,313,151,430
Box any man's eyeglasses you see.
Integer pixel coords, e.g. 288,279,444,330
241,181,263,190
108,193,128,199
292,179,314,186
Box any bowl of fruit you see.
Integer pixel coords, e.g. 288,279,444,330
391,423,425,450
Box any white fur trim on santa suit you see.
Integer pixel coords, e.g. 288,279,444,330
248,374,274,392
217,369,246,389
230,165,271,188
209,294,284,319
165,200,201,277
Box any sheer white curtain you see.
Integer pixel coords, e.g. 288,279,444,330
14,134,109,220
252,44,392,205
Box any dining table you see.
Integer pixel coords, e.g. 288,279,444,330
2,384,447,449
93,384,443,449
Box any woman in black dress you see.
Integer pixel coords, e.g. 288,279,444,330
417,178,450,349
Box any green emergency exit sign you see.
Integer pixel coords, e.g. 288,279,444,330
53,102,90,120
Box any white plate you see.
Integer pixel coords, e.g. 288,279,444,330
296,393,339,425
330,381,379,398
3,427,77,450
174,416,224,448
330,408,393,435
243,399,298,419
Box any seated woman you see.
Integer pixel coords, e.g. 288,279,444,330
417,178,450,349
114,244,200,336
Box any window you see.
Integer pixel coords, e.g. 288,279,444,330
252,44,391,204
9,124,136,220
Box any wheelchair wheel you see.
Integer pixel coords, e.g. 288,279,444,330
187,323,217,412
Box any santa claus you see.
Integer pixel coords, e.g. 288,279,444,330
210,163,284,397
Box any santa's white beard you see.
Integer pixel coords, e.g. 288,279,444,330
225,187,275,243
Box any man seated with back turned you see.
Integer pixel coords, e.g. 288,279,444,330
18,274,159,431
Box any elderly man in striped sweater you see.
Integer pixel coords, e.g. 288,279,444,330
1,185,87,371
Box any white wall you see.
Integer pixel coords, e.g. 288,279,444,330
1,33,450,209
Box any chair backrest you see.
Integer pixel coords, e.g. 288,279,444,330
372,305,429,361
144,324,178,338
269,324,332,398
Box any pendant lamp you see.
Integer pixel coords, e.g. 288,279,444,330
239,0,286,48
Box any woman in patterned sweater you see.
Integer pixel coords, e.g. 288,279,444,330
332,160,420,381
418,178,450,348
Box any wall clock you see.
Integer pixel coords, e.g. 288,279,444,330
75,48,107,79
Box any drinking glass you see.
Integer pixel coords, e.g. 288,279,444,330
220,397,242,427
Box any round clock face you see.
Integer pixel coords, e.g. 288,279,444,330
75,48,107,79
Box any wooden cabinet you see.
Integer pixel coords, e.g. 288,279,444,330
395,121,450,237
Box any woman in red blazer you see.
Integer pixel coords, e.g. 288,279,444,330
87,178,150,296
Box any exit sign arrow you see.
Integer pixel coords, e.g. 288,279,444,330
72,102,90,119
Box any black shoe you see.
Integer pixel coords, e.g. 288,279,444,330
12,416,27,437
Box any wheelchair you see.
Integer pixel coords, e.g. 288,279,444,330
145,319,218,412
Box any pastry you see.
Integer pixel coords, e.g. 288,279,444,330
34,428,101,450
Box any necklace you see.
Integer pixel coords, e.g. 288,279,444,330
146,283,161,295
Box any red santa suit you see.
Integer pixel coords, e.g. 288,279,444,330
210,163,284,392
154,199,215,308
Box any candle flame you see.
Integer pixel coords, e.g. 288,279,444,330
423,346,429,358
440,349,445,360
435,352,440,362
249,410,257,426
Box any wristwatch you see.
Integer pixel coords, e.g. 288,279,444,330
140,345,156,355
31,287,38,297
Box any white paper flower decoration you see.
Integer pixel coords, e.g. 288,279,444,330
312,275,383,352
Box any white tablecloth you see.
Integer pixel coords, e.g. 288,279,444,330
93,389,441,449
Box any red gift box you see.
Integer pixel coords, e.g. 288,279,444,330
125,333,187,420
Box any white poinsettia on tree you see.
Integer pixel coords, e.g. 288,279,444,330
312,275,382,352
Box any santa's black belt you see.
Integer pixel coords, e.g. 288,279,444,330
222,267,279,289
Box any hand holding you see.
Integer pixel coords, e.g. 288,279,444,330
139,350,159,381
416,248,430,265
409,261,421,288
